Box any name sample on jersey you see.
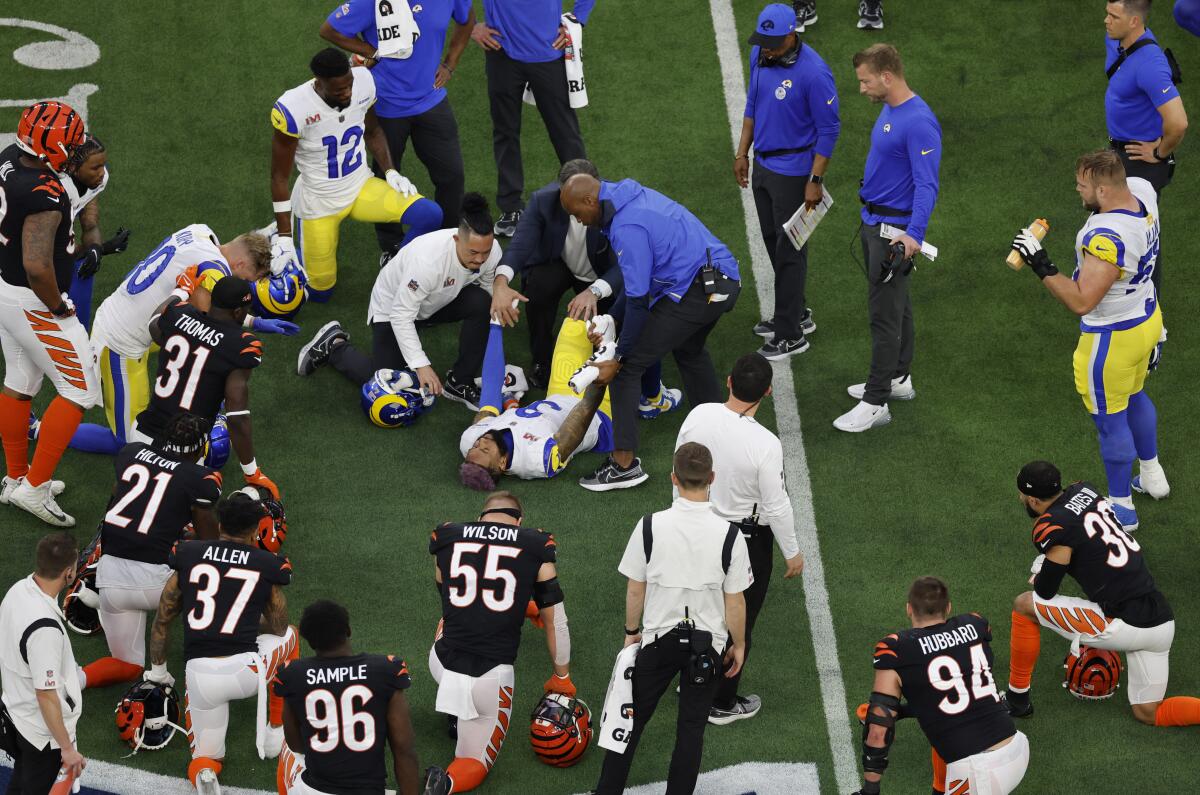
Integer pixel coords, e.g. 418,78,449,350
173,313,225,347
306,663,369,686
461,524,520,542
916,622,980,656
132,446,182,472
201,545,250,566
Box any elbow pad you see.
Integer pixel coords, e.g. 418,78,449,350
1034,559,1069,600
533,576,565,609
862,691,901,774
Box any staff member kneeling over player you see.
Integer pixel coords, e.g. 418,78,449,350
297,193,500,409
593,443,751,795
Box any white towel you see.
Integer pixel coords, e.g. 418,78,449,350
598,643,639,753
523,14,588,109
434,669,480,720
374,0,419,60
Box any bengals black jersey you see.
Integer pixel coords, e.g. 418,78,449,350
169,539,291,661
1032,481,1172,627
102,443,221,565
0,144,75,292
136,300,262,438
274,653,410,795
873,613,1014,764
430,521,556,676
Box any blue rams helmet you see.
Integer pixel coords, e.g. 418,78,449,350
251,261,307,320
204,414,230,469
361,369,434,428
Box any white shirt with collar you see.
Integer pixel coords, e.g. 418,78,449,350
675,402,799,561
0,575,82,748
368,228,500,369
618,498,753,650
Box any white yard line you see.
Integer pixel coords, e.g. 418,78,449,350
707,2,859,791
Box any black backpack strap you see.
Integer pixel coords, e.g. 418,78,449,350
1106,38,1157,79
722,523,740,574
1163,47,1182,85
19,618,63,665
642,513,654,562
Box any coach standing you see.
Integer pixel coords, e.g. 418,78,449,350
472,0,593,237
835,44,940,434
0,533,86,792
1103,0,1187,293
320,0,474,237
593,443,750,794
675,353,803,725
560,175,741,491
735,4,839,361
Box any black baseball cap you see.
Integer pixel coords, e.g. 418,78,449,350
1017,461,1062,499
211,276,253,310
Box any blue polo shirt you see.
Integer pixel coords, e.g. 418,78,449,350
1104,29,1180,142
859,95,941,245
483,0,595,64
327,0,472,118
745,43,840,177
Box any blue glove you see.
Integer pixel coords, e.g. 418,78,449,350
252,317,300,335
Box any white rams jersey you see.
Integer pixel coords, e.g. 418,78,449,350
271,67,377,218
63,167,108,222
1073,177,1159,330
91,224,231,358
459,397,604,480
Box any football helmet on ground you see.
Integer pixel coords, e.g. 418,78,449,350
361,369,435,428
62,531,102,635
115,680,184,752
1064,645,1122,700
530,693,592,767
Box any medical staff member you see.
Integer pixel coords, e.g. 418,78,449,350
735,3,839,361
320,0,474,237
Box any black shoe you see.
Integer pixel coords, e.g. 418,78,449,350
529,363,550,390
793,0,817,28
857,0,883,28
442,371,481,411
579,457,649,492
1004,689,1033,718
379,244,401,268
493,210,521,237
799,308,817,335
758,336,809,360
446,715,458,740
422,766,452,795
296,321,348,376
752,318,775,338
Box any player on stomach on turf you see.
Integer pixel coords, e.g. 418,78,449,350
426,491,575,793
1006,460,1200,728
1010,149,1168,532
854,576,1028,795
458,315,614,489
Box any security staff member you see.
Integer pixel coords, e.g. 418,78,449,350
472,0,594,236
0,533,87,792
675,353,803,725
1103,0,1187,293
561,175,741,491
320,0,474,237
490,159,621,387
836,44,940,434
593,443,751,795
735,4,839,361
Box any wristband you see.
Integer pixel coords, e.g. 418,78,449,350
241,458,259,476
809,174,823,184
243,314,256,329
51,301,71,317
624,625,641,636
272,200,291,214
150,662,169,679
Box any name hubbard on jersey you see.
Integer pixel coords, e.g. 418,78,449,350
914,622,981,657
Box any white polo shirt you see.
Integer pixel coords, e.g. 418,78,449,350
618,498,753,650
0,575,82,748
676,403,799,561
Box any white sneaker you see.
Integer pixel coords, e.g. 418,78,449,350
1132,460,1170,500
847,375,915,401
262,724,285,758
8,478,74,526
833,401,891,433
196,767,222,794
0,475,64,505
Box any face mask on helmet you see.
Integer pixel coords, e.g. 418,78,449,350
115,680,184,753
361,369,435,428
62,532,103,636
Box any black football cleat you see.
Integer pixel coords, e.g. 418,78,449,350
1004,689,1034,718
422,766,452,795
442,371,481,411
297,321,348,376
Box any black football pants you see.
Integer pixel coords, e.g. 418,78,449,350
1113,145,1174,296
5,728,63,795
714,524,774,709
752,162,810,341
860,223,914,406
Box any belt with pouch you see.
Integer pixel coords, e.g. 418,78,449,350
755,143,814,159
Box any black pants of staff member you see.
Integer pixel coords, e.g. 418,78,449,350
5,727,64,794
610,275,740,452
372,97,466,250
1112,143,1175,295
752,162,809,341
485,49,587,214
714,525,774,709
859,223,913,407
520,259,613,370
594,629,722,795
327,285,491,384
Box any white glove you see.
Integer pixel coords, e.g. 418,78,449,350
1030,554,1046,576
568,364,599,393
1013,228,1044,259
588,314,617,347
502,364,528,403
144,662,175,687
385,169,418,197
271,234,297,276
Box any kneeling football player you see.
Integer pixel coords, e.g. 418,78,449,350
854,577,1028,795
1006,460,1200,727
427,491,574,793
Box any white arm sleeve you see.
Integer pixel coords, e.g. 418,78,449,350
552,602,570,666
759,439,799,560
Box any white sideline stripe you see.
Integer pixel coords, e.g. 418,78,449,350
0,753,276,795
707,2,859,792
573,761,820,794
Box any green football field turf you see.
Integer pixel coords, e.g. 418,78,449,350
1,2,1197,792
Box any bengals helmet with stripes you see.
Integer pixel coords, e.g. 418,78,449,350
17,101,87,172
530,693,592,767
1063,645,1122,700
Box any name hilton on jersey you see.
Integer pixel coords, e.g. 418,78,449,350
306,663,368,686
134,447,181,471
916,622,981,656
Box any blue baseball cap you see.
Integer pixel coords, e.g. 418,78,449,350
749,3,796,48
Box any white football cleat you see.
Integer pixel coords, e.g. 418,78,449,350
0,476,64,505
847,375,915,401
1132,460,1170,500
196,767,222,794
8,478,74,526
262,724,285,759
833,401,891,433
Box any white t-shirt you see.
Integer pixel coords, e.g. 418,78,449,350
459,395,605,479
618,499,753,650
561,218,598,282
675,403,799,561
272,67,377,218
1073,177,1159,330
368,229,499,369
0,576,82,748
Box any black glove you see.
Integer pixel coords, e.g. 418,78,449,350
1011,229,1058,279
879,241,912,284
76,244,103,279
101,227,131,255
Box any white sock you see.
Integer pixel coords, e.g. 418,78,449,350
1110,494,1135,509
1139,456,1160,471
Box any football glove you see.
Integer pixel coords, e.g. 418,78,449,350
1147,327,1166,373
1030,553,1046,576
251,317,300,336
525,599,545,629
144,662,175,688
1012,228,1058,279
385,169,418,197
271,235,297,276
544,673,577,698
102,227,131,255
77,245,104,279
245,468,281,500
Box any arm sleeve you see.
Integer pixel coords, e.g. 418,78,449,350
1137,55,1180,107
1034,559,1068,600
903,119,941,245
572,0,596,26
25,625,65,689
480,322,506,413
388,269,434,369
808,67,841,159
759,440,799,560
722,534,753,594
327,0,372,36
617,523,648,581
